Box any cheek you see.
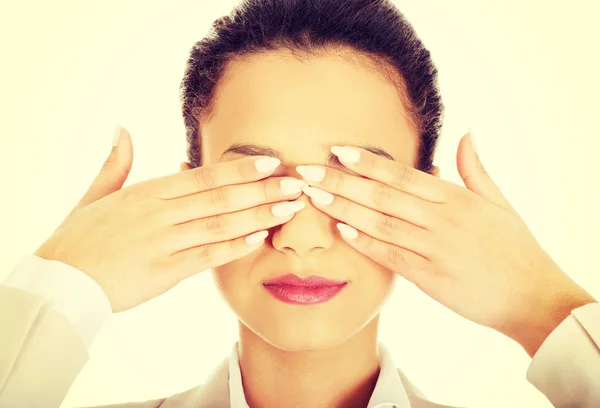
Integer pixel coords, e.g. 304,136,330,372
211,259,253,308
349,249,397,295
348,264,397,316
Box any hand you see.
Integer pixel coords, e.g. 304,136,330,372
296,132,596,354
34,127,307,312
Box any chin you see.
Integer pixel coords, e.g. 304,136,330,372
238,297,381,352
244,315,362,352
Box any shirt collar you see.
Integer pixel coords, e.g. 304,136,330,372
228,341,411,408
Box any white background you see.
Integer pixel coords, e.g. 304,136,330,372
1,1,599,407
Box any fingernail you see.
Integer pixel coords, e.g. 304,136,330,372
336,223,358,239
303,186,334,205
280,178,307,195
245,230,269,245
255,157,281,173
330,146,360,163
272,201,306,217
468,128,477,153
296,165,325,182
113,124,123,147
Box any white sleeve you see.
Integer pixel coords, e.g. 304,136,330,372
526,301,600,408
1,254,112,349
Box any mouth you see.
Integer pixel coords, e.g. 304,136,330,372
262,273,349,305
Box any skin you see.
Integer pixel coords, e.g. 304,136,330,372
179,49,596,408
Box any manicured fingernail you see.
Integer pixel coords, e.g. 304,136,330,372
280,178,307,195
255,157,281,173
272,201,305,217
336,223,358,239
113,124,123,147
303,186,333,205
296,165,325,182
245,230,269,245
330,146,360,163
468,128,477,153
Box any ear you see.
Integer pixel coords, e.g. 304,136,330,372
180,162,192,172
431,165,440,178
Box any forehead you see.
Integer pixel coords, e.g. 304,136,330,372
201,50,418,166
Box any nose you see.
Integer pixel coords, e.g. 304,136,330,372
270,193,335,258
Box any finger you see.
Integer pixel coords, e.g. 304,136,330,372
76,125,133,210
457,131,517,215
167,230,270,284
296,165,436,229
154,155,282,199
302,186,432,258
165,200,305,253
334,222,430,285
327,145,452,202
158,177,307,225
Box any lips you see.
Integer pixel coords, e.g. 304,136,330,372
262,273,346,287
262,273,348,305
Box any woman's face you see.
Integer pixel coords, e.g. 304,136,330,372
183,50,423,351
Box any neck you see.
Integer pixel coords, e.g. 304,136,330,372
237,316,381,408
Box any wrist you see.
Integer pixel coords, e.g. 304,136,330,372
506,283,596,357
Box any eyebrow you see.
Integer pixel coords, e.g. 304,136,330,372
220,142,395,166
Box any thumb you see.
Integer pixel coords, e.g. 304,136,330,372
456,129,515,214
74,125,134,210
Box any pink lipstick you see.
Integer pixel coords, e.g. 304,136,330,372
262,274,348,305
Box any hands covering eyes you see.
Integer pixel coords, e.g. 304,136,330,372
293,137,595,356
35,124,595,348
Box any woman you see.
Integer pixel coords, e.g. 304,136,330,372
1,0,598,407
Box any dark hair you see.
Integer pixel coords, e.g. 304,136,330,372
180,0,443,174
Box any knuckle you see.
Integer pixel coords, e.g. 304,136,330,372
361,234,375,251
255,204,274,224
196,244,216,264
375,213,398,237
118,183,150,207
225,239,236,258
438,203,457,228
237,160,254,180
386,244,405,266
391,165,413,187
122,183,150,201
337,196,353,217
263,178,275,201
208,186,231,208
204,213,228,236
372,182,394,207
442,194,473,227
119,186,139,202
194,165,218,190
157,269,181,290
328,170,345,191
422,203,443,231
153,199,180,226
365,155,378,172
